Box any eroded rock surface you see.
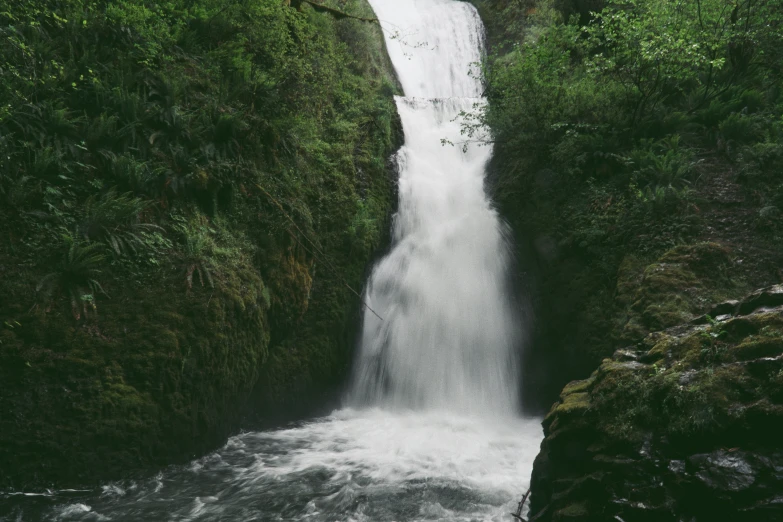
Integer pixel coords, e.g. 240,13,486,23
530,285,783,521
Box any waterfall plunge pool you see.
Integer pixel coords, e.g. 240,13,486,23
3,409,542,521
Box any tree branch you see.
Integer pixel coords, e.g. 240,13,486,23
510,489,532,522
288,0,379,23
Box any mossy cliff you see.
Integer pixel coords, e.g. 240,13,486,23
468,0,783,519
529,286,783,521
0,0,401,489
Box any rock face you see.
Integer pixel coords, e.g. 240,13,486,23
529,285,783,521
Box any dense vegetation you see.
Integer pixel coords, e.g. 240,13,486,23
469,1,783,519
0,0,401,488
470,0,783,408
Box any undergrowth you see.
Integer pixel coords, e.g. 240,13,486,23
469,0,783,407
0,0,399,317
0,0,401,488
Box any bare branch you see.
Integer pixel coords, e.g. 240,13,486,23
288,0,378,23
510,489,532,522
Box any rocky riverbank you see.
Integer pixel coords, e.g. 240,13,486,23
529,285,783,521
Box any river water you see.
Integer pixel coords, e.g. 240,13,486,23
3,410,541,521
2,1,542,520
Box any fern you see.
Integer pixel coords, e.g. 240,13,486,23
36,234,108,320
176,217,216,290
80,189,160,256
631,136,701,193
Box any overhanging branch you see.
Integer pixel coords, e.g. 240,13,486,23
287,0,379,23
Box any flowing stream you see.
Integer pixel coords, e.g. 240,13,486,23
2,1,542,520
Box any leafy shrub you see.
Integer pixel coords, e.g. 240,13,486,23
0,0,400,314
738,141,783,178
630,136,700,192
739,90,765,114
174,215,217,290
636,185,693,214
719,113,764,144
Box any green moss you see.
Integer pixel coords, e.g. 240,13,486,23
557,392,591,413
732,338,783,361
561,376,596,396
724,312,783,339
544,389,592,433
653,329,709,368
647,332,679,360
618,243,746,341
553,502,589,520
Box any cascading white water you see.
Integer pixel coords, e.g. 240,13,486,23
351,0,521,415
9,3,544,520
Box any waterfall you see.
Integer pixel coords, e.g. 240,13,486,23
351,0,522,415
14,5,544,519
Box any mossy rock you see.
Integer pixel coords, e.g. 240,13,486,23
560,376,596,396
531,285,783,521
617,243,747,342
0,254,271,488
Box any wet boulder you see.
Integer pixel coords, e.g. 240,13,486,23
529,285,783,521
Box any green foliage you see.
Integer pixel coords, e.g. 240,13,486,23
171,211,254,290
694,315,728,364
478,0,783,166
0,0,400,489
35,233,107,319
80,190,160,256
586,0,723,125
475,0,783,173
0,0,399,308
180,224,216,290
630,136,697,190
718,112,764,144
466,0,783,397
626,135,700,210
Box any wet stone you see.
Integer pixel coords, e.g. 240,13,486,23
613,349,641,362
668,460,685,474
615,361,650,371
690,451,756,492
739,496,783,521
678,370,698,386
709,300,740,318
738,285,783,315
